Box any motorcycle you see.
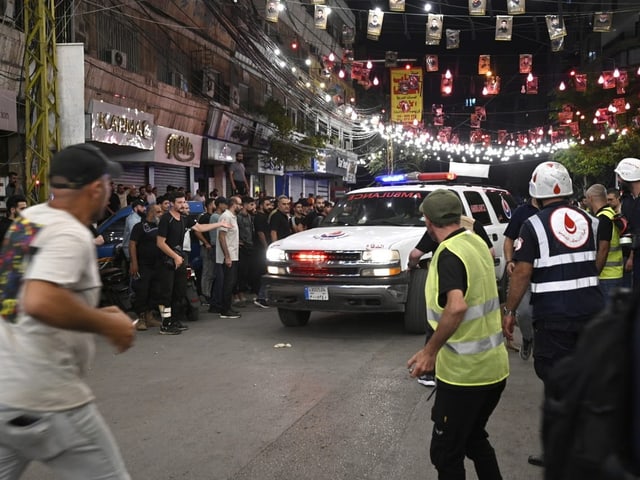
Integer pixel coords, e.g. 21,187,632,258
98,256,136,319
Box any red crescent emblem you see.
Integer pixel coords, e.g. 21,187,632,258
564,213,576,234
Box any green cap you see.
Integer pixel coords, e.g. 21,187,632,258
420,189,462,225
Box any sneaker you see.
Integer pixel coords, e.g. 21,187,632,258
220,311,241,319
520,338,533,361
233,300,247,308
417,374,436,387
135,317,148,331
159,324,182,335
174,321,189,331
253,298,270,309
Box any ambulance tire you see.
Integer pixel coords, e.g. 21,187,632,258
404,267,428,334
278,308,310,327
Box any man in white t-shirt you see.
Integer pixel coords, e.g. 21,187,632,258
0,144,135,479
216,195,241,318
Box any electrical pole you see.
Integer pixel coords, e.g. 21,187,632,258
23,0,60,203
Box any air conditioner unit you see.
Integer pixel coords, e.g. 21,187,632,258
2,0,15,20
201,70,215,98
110,49,127,68
169,71,189,92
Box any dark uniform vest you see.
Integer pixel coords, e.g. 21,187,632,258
525,201,604,323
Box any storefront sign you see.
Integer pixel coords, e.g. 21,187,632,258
155,126,201,167
165,134,195,162
0,89,17,132
89,100,155,150
257,155,284,176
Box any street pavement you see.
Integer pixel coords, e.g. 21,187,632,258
23,304,544,480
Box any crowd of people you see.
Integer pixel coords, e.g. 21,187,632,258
3,145,640,478
96,176,336,331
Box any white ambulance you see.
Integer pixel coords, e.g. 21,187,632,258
265,173,517,333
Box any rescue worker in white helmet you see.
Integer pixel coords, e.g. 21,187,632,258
614,157,640,287
502,161,605,468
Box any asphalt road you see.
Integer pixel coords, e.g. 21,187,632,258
23,305,544,480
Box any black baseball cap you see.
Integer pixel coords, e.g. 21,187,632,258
49,144,123,189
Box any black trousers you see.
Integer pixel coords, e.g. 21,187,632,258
234,182,247,196
250,247,266,295
532,322,582,388
221,261,238,312
132,263,159,314
430,380,506,480
237,246,253,293
157,262,187,321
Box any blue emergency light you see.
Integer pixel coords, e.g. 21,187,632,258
375,172,458,184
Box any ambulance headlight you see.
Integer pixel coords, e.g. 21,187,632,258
362,249,400,263
266,248,286,262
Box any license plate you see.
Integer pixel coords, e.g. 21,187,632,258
304,286,329,301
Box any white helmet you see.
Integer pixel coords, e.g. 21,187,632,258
614,157,640,182
528,161,573,199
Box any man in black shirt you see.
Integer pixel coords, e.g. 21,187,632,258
104,182,120,221
269,195,292,241
408,214,494,386
129,204,163,331
253,197,273,307
156,192,196,334
303,196,325,229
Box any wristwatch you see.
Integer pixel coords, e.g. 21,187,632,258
502,306,517,316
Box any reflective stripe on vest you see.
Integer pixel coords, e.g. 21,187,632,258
528,213,598,294
427,296,501,326
444,331,504,355
599,207,623,280
531,276,599,293
426,230,509,387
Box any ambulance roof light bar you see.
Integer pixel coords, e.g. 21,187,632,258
375,172,458,184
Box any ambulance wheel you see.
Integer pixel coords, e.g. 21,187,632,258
278,309,310,327
404,267,428,334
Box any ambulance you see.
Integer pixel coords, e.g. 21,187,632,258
264,173,517,333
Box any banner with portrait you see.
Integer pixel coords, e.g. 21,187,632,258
446,30,460,49
314,5,328,30
265,1,279,23
390,68,423,124
426,14,443,41
389,0,405,12
367,10,383,39
469,0,485,16
593,12,612,32
425,55,438,72
478,55,491,75
507,0,525,15
495,16,513,41
519,54,532,74
546,15,566,40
